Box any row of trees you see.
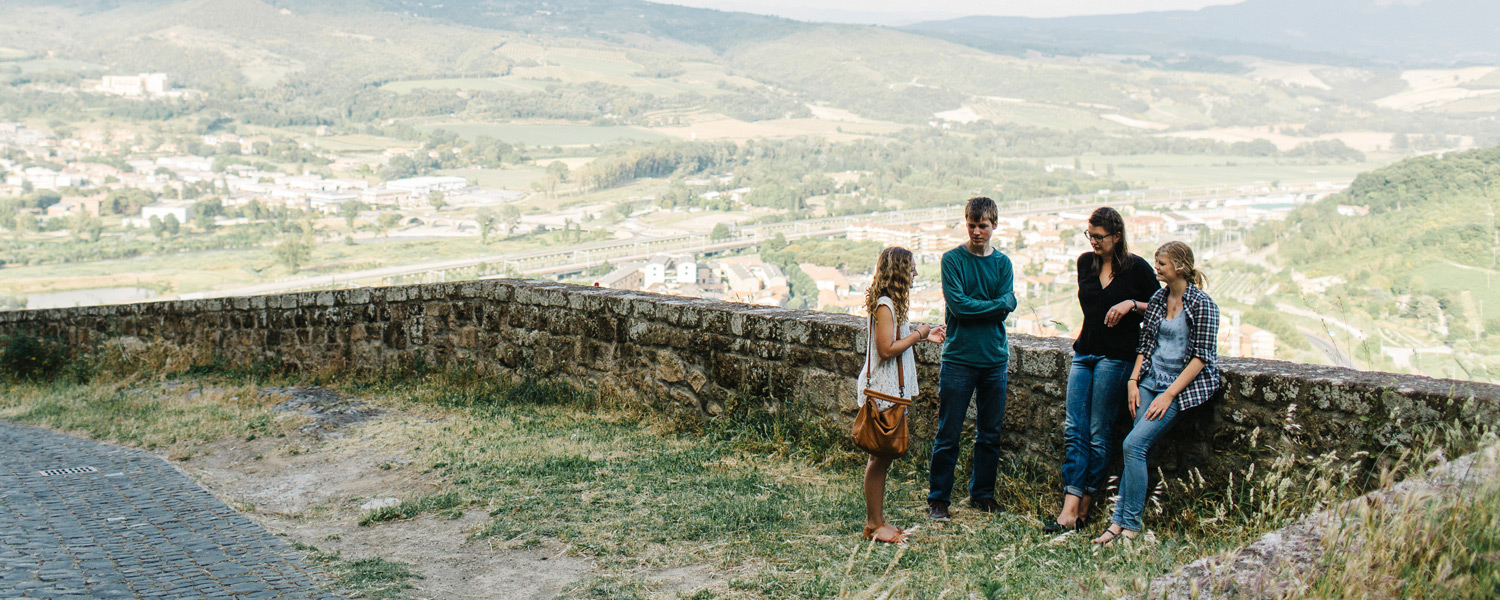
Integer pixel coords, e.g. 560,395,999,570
574,130,1138,216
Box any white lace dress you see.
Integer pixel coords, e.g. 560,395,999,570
855,296,921,411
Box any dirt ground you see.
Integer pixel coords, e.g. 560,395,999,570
152,385,615,600
94,381,747,600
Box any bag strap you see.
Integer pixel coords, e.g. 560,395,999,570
864,304,907,397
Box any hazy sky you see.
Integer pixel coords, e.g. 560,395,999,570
649,0,1246,23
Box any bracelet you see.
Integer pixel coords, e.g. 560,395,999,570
1127,378,1138,382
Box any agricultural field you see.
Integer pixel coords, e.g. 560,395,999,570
308,134,419,153
650,115,906,142
0,233,549,300
416,122,670,146
1410,262,1500,320
436,166,550,190
965,99,1136,132
1046,153,1398,188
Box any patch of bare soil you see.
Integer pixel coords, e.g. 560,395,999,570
174,387,595,600
291,511,594,600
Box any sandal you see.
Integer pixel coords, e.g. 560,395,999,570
1043,516,1088,534
1092,527,1132,546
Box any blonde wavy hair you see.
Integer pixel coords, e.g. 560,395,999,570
1155,241,1208,289
865,246,914,324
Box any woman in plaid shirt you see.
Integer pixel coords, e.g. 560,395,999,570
1093,241,1222,546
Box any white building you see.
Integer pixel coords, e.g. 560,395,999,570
642,255,707,287
140,200,194,223
98,73,169,97
156,156,215,172
361,187,410,207
5,167,84,190
386,176,468,197
644,256,673,287
309,192,361,214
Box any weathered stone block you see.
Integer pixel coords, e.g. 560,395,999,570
657,352,686,383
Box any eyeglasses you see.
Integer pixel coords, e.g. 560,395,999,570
1084,231,1116,243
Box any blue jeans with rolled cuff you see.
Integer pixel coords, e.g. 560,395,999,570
1060,354,1131,498
1111,385,1183,532
927,361,1008,504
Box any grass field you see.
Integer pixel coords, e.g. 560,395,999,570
0,233,548,298
416,122,670,146
11,58,104,73
436,167,547,190
970,100,1130,132
385,64,724,98
1052,153,1400,187
311,134,418,152
1435,92,1500,114
650,116,905,142
1,363,1486,600
385,77,556,94
1412,262,1500,320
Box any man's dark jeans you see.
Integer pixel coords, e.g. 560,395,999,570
927,361,1008,504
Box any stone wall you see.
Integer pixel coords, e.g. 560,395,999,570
2,279,1497,480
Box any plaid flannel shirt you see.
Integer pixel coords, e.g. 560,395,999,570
1134,283,1222,410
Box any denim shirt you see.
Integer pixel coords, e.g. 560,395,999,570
1141,309,1190,393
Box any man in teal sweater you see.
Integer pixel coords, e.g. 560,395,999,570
928,196,1017,521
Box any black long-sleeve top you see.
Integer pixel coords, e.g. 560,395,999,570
1073,252,1160,361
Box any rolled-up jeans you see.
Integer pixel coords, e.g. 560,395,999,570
1112,385,1183,532
1060,354,1131,498
927,361,1008,504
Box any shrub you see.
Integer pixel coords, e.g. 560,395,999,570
0,333,70,381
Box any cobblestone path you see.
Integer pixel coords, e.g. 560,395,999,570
0,421,343,599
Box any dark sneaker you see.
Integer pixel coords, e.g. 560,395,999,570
970,497,1005,514
927,500,951,521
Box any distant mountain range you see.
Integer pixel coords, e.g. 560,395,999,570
19,0,1498,67
903,0,1500,67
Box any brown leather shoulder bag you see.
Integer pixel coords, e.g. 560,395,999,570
853,316,911,459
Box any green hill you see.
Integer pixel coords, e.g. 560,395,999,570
2,0,1497,142
1259,146,1500,278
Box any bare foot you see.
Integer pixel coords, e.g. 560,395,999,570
863,523,908,544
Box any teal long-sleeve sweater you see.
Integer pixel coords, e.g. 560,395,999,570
940,244,1017,368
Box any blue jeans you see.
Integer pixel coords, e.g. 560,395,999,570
927,361,1008,504
1112,386,1183,532
1060,355,1131,498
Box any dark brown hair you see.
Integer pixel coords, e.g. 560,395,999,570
1086,206,1130,279
965,197,998,224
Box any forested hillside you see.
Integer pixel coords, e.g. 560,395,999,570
1256,146,1500,278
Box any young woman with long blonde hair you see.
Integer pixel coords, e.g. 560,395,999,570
1094,241,1222,546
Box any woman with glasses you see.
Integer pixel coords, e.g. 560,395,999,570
1045,207,1159,533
